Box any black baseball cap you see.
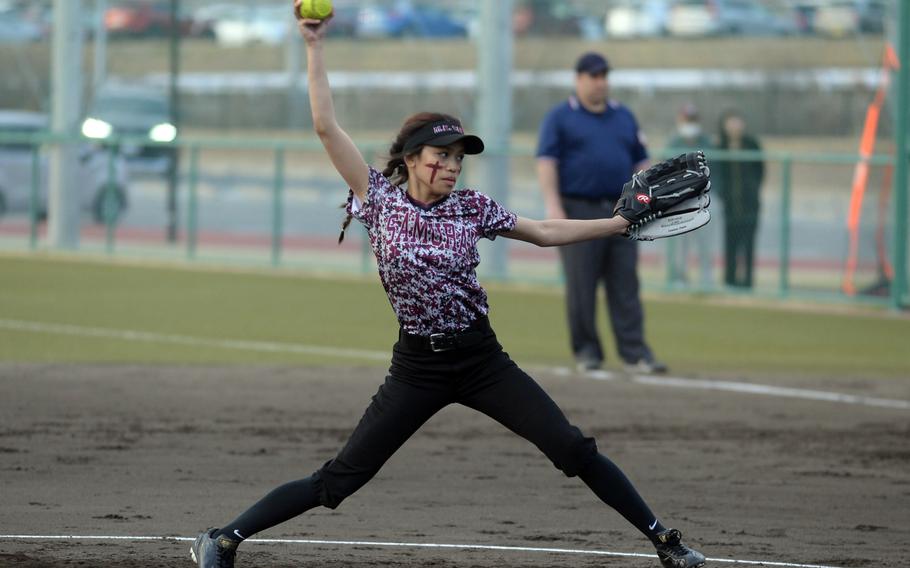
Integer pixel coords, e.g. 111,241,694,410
402,120,485,155
575,52,610,75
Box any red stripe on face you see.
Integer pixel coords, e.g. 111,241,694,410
426,161,444,184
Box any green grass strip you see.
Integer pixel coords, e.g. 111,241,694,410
1,254,907,379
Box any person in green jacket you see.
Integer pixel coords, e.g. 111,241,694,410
714,109,764,289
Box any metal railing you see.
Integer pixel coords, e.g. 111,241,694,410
656,147,898,302
0,130,905,309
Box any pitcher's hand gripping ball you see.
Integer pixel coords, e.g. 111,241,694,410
613,151,712,241
299,0,333,19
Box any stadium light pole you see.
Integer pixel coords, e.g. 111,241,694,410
893,0,909,310
48,0,84,249
476,0,513,279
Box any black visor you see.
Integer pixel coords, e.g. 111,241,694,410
402,120,485,155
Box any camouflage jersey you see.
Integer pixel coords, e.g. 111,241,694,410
347,167,517,336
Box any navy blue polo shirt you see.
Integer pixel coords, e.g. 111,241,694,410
537,96,648,200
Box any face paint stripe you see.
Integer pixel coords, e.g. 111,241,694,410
426,161,445,184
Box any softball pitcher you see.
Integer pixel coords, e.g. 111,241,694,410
190,5,707,568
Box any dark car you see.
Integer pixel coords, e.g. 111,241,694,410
512,0,597,37
325,4,359,38
356,2,467,38
400,5,468,37
813,0,885,36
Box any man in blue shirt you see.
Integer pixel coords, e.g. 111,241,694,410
536,52,666,375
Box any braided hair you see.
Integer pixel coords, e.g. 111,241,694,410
338,111,463,244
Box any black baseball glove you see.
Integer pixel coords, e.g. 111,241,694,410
613,151,712,241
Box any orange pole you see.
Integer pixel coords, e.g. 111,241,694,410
842,44,899,296
843,102,881,295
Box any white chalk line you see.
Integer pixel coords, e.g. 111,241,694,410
2,317,908,411
548,366,910,410
0,318,390,362
631,375,910,410
0,534,846,568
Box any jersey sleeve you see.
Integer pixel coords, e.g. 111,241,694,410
536,107,562,160
345,166,395,229
476,192,518,241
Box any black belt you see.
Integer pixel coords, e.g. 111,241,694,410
399,316,491,353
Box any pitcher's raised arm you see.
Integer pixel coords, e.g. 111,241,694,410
294,1,368,202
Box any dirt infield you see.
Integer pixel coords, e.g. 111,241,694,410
1,363,908,567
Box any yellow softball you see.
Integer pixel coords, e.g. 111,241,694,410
299,0,333,20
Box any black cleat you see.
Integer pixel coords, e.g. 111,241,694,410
654,528,706,568
190,528,239,568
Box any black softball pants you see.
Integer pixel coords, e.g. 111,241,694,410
559,196,655,366
723,216,758,288
216,322,664,543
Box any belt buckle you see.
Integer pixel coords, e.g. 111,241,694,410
429,333,456,352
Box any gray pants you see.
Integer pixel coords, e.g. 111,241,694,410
559,196,654,366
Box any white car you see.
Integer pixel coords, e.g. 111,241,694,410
212,5,290,47
813,0,885,36
605,0,670,38
0,110,130,223
667,0,796,36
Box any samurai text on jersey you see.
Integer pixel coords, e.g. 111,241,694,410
347,167,517,335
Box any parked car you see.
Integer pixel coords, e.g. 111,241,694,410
605,0,671,38
813,0,885,36
104,1,194,38
0,8,44,43
667,0,797,36
355,1,467,38
81,85,175,177
324,4,359,38
211,4,289,47
355,4,397,38
187,2,239,38
513,0,587,37
0,110,130,223
785,1,820,34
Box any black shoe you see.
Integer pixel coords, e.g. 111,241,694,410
190,528,239,568
654,528,705,568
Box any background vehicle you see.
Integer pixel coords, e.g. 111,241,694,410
81,85,175,177
813,0,885,36
667,0,797,36
324,4,359,38
211,4,289,47
104,1,194,38
605,0,670,39
0,6,44,44
355,1,468,39
0,110,130,223
512,0,598,37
